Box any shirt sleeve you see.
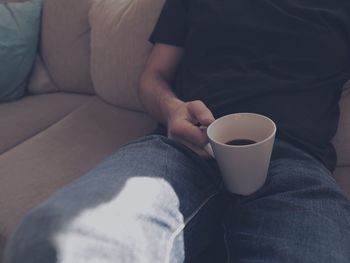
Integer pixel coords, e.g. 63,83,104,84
149,0,188,47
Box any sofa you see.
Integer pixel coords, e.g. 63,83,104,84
1,0,350,260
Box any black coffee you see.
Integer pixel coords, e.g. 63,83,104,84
225,139,257,146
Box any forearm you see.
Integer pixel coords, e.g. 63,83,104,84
138,70,184,126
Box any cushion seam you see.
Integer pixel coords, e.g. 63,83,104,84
0,96,95,155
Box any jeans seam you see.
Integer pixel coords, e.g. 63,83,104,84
164,191,220,263
223,222,230,263
162,139,220,262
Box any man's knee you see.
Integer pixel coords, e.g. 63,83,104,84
4,177,184,263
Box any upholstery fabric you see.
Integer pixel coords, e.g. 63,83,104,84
89,0,165,111
39,0,94,94
334,166,350,200
0,0,42,102
27,54,58,94
0,95,156,256
332,81,350,166
0,93,90,154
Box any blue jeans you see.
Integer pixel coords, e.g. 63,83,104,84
4,135,350,262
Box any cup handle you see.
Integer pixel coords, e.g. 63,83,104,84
198,125,215,158
204,143,215,158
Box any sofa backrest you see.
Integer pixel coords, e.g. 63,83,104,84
29,0,94,94
89,0,164,111
29,0,165,111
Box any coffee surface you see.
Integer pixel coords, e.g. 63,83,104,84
225,139,256,146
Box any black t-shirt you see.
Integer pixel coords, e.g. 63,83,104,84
149,0,350,172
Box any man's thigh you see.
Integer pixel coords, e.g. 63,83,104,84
222,139,350,263
4,135,225,263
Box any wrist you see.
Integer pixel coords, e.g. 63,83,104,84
159,96,184,124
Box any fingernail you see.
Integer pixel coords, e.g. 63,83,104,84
198,125,207,131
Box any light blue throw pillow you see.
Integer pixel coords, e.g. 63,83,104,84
0,0,43,102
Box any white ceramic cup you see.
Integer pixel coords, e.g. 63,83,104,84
203,113,276,195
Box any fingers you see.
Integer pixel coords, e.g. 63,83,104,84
166,100,215,159
168,119,208,146
172,136,213,159
187,100,215,127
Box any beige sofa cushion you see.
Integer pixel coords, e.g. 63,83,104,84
334,166,350,200
332,81,350,166
39,0,94,94
0,93,90,154
0,95,156,255
27,54,58,94
89,0,165,111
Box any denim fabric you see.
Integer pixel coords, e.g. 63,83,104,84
4,135,350,263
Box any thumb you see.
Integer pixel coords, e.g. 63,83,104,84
187,100,215,126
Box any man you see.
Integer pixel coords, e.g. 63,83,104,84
5,0,350,262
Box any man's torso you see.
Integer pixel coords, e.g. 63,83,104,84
172,0,350,171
